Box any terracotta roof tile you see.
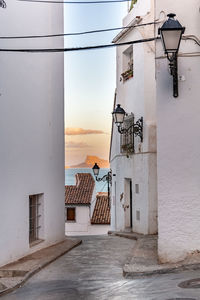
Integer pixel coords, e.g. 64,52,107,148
91,194,110,225
65,173,95,205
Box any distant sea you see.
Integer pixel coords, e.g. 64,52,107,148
65,168,109,193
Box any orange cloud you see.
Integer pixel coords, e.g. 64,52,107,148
65,128,106,135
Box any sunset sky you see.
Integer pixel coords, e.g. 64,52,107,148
64,2,127,166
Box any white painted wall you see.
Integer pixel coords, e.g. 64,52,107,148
65,206,110,236
65,206,90,235
0,1,65,267
155,0,200,262
110,0,157,235
88,225,110,236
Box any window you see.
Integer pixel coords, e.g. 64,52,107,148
66,207,76,222
29,194,43,244
121,46,133,82
120,114,135,154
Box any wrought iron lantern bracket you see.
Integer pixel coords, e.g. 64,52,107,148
117,117,143,142
95,170,112,184
167,53,178,97
93,168,112,208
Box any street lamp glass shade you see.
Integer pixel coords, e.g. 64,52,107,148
92,163,100,176
158,13,185,53
112,104,126,125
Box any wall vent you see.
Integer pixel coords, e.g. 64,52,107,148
135,184,139,194
136,210,140,221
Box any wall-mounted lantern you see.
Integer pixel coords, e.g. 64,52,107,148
92,163,112,207
112,104,143,142
158,13,185,97
0,0,6,8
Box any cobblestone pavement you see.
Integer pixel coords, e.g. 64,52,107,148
1,235,200,300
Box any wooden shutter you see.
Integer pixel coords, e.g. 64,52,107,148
67,207,75,221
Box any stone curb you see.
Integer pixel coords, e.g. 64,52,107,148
123,262,200,279
0,239,82,297
114,233,138,241
109,232,200,279
108,231,139,241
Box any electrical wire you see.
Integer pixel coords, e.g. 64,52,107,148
0,37,158,52
19,0,134,4
0,22,157,40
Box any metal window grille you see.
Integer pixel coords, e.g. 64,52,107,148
120,114,135,154
29,195,41,243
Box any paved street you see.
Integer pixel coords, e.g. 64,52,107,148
1,235,200,300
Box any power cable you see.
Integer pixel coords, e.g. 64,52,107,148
0,37,158,52
0,22,157,40
19,0,133,4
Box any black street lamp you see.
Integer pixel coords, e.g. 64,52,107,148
0,0,6,8
112,104,143,142
158,13,185,97
92,163,112,207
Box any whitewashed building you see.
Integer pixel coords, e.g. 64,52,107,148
0,2,65,267
65,174,110,236
111,0,200,263
110,0,157,235
155,0,200,263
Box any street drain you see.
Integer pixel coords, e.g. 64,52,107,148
178,278,200,289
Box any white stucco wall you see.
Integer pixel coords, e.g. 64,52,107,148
65,206,90,235
155,0,200,262
0,2,65,267
65,206,110,236
110,0,157,235
88,225,110,235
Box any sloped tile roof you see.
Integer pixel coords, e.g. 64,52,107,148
65,173,95,205
91,193,110,225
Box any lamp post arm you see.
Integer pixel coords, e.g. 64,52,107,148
95,171,112,183
95,170,112,208
117,117,143,142
95,174,108,182
167,53,178,98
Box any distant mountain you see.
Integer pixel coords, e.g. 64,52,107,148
69,155,109,169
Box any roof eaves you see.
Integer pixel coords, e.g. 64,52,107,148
91,221,110,225
65,203,91,206
109,89,117,163
112,16,142,44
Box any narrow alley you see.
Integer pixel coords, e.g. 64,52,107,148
1,235,200,300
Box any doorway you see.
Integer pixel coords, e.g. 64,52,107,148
124,179,133,231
